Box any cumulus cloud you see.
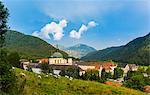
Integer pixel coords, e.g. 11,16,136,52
32,19,67,41
70,21,97,39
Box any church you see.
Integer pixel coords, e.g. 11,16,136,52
49,52,73,65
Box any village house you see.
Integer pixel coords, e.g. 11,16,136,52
76,62,117,75
49,52,73,65
122,64,138,74
20,59,30,70
23,52,118,76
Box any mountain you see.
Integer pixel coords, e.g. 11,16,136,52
54,44,96,58
4,30,68,59
81,33,150,65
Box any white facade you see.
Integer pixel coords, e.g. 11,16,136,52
49,52,73,65
78,65,95,71
49,58,72,65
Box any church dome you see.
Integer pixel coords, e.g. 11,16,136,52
51,52,63,58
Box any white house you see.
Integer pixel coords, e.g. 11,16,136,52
49,52,72,65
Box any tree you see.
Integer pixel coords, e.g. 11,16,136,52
106,72,112,79
59,67,80,78
59,69,65,76
0,50,16,93
27,65,33,72
7,52,21,68
113,67,123,79
101,69,107,82
40,62,53,73
0,1,9,48
138,67,145,73
124,75,146,91
146,66,150,75
124,71,142,80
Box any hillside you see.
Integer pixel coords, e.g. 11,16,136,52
54,44,96,58
1,68,146,95
4,30,68,59
81,33,150,65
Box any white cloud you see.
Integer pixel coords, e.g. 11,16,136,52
70,21,97,39
88,21,97,27
32,19,67,41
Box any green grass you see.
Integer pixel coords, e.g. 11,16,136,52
139,66,149,71
6,68,147,95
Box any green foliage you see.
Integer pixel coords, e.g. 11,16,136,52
146,66,150,75
60,67,80,78
0,1,9,48
40,63,53,74
124,70,150,91
124,71,142,81
10,68,146,95
0,50,16,93
80,69,104,83
113,67,124,79
138,67,146,73
4,30,68,59
7,52,21,68
59,69,66,76
105,72,112,79
27,65,33,72
124,75,145,91
101,69,107,81
82,33,150,65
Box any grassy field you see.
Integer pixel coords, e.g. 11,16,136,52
2,68,147,95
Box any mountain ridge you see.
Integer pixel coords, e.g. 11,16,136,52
81,33,150,65
4,30,68,59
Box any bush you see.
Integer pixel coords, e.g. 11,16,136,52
113,67,123,79
27,65,33,72
7,52,21,68
40,63,53,73
124,75,145,91
59,67,80,78
146,66,150,75
0,50,16,93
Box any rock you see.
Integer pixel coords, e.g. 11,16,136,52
65,75,69,78
38,75,42,79
69,77,73,80
20,73,26,77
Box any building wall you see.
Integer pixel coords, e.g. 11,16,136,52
78,65,95,71
49,58,67,64
68,58,72,64
123,65,130,74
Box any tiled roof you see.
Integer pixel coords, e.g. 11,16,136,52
127,64,137,69
38,58,49,63
77,62,116,70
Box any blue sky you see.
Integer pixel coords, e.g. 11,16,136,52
3,0,150,49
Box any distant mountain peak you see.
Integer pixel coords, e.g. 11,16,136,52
52,43,96,58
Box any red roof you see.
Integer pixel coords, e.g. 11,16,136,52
144,86,150,93
38,58,49,63
77,62,116,70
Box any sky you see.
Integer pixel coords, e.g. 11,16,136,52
2,0,150,49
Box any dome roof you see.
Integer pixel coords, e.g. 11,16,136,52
51,52,63,58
